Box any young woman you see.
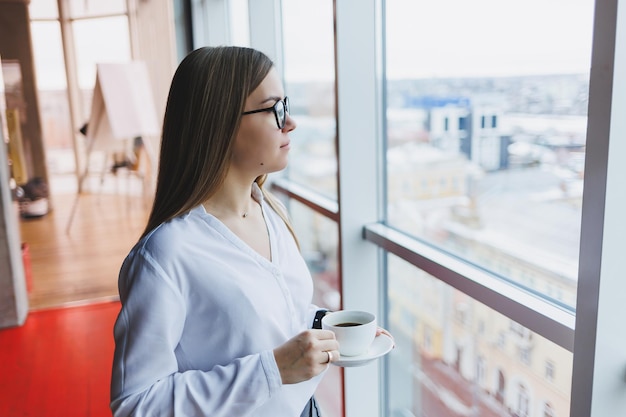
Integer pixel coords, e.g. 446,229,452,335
110,46,339,417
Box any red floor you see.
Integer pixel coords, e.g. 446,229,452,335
0,301,120,417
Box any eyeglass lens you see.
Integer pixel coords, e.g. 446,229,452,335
276,97,289,129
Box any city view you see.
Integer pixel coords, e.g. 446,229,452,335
286,72,586,417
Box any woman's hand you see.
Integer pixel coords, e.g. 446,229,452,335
376,327,395,347
273,329,339,384
376,327,393,339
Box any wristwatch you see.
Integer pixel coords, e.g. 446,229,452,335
312,309,329,329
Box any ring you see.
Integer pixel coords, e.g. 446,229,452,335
326,350,333,364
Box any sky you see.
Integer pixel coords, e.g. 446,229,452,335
282,0,595,81
27,0,596,89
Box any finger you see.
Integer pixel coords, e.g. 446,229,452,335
311,329,336,340
376,327,393,339
376,327,396,347
320,349,339,364
318,338,340,353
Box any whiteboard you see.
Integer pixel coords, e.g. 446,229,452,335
86,61,160,150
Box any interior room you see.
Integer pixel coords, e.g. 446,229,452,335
1,0,624,416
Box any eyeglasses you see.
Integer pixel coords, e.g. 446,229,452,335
242,97,290,129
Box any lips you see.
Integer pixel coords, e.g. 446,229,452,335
280,141,291,148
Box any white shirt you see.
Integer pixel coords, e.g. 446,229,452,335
110,185,323,417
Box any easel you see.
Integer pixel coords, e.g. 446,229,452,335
66,62,160,234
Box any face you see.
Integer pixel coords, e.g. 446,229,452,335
231,68,296,178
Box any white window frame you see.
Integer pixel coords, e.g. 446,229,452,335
571,1,626,416
334,1,385,415
190,0,232,47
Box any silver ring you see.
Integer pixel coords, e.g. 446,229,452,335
326,350,333,364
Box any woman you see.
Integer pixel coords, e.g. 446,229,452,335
110,46,339,417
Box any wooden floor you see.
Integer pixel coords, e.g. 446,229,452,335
19,186,150,310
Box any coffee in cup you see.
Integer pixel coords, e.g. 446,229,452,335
322,310,376,356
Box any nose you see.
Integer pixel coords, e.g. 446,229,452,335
283,112,296,132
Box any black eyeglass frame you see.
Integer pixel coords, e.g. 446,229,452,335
241,97,290,129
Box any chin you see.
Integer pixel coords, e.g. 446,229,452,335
259,160,288,176
273,157,289,171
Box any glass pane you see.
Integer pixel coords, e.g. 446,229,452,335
30,21,74,174
30,22,66,91
69,0,126,18
73,16,131,91
173,0,193,62
384,0,593,310
387,254,572,417
280,0,337,200
287,198,342,417
29,0,58,19
229,0,250,47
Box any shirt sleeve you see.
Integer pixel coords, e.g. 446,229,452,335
110,248,283,417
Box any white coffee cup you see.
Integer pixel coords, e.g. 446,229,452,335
322,310,377,356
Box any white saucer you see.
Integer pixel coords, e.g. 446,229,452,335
332,334,394,367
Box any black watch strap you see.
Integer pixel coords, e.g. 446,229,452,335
312,309,329,329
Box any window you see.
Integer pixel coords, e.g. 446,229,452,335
73,17,131,91
476,355,485,384
458,116,467,130
519,346,531,365
516,384,530,417
546,360,555,382
280,0,337,200
29,0,58,19
279,2,340,415
287,199,342,417
386,255,572,416
29,21,72,155
28,0,131,178
68,0,126,18
385,0,593,311
383,2,593,413
29,0,70,170
423,325,433,353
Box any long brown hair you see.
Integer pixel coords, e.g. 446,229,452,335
141,46,298,245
